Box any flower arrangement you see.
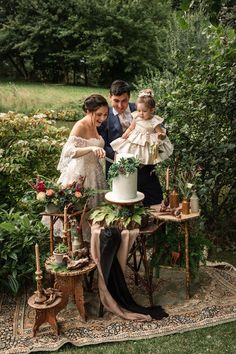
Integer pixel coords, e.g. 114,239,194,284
107,156,140,187
27,175,95,212
176,169,201,199
89,203,150,230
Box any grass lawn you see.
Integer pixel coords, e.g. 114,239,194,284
0,81,109,114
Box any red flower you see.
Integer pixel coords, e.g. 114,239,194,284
35,180,46,192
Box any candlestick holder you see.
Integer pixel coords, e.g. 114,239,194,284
34,269,46,304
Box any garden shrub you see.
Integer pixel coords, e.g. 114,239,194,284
0,207,50,294
0,112,68,208
136,24,236,240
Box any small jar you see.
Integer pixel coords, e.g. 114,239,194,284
170,189,179,208
182,197,190,215
190,191,199,213
72,236,81,252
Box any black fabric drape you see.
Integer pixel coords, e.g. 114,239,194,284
137,165,163,207
100,227,168,320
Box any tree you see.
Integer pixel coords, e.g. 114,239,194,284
0,0,172,85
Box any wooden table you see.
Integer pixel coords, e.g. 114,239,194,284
45,257,96,321
153,211,200,300
28,294,62,336
40,210,85,254
127,212,200,305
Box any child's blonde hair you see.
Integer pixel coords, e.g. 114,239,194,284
137,88,155,109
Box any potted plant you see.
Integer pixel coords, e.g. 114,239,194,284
175,167,201,214
53,243,69,265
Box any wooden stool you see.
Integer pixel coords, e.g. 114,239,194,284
28,294,62,336
45,257,97,321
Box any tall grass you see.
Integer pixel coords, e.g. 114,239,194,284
0,81,109,114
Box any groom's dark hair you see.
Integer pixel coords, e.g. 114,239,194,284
110,80,131,97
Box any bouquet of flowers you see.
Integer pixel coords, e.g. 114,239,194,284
176,169,201,199
26,176,95,212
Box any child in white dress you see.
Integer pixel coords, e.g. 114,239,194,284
111,89,173,165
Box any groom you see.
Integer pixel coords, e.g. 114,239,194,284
98,80,136,176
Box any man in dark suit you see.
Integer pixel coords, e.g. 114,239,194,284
99,79,163,206
98,80,136,176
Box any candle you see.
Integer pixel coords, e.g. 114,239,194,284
63,206,67,233
166,167,170,191
35,243,41,272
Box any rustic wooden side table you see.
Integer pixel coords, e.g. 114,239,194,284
153,211,200,299
28,294,62,336
127,211,200,305
45,257,96,321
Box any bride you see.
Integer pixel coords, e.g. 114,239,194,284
57,94,108,240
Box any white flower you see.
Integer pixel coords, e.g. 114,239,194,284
187,183,194,189
36,192,46,201
33,113,47,119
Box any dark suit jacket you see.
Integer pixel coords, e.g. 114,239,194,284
98,102,136,175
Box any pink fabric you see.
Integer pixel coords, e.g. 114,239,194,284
90,224,152,321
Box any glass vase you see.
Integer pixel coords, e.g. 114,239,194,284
190,191,199,213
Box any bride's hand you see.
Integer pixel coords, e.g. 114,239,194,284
91,146,106,158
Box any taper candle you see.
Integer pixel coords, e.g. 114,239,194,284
166,167,170,191
63,206,67,233
35,243,40,272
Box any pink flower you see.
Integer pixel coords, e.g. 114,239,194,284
46,189,55,197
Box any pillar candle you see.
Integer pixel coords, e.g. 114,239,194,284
35,243,40,272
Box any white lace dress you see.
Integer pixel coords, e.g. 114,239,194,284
56,136,107,241
57,136,107,209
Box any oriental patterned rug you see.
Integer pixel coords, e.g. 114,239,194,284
1,265,236,354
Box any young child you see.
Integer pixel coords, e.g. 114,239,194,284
110,89,173,165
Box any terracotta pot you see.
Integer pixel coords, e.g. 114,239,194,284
181,197,190,214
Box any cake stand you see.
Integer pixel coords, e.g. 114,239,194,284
105,191,144,205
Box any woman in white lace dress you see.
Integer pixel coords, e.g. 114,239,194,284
57,94,108,240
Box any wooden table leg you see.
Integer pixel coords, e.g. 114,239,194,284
74,276,86,321
184,222,190,299
140,236,153,306
54,274,86,321
33,308,60,336
54,276,70,311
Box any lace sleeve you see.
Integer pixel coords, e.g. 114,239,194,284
57,136,84,173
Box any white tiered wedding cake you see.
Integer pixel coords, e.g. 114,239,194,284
105,153,144,204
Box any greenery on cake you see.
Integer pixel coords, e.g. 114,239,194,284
108,157,140,187
89,203,150,230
